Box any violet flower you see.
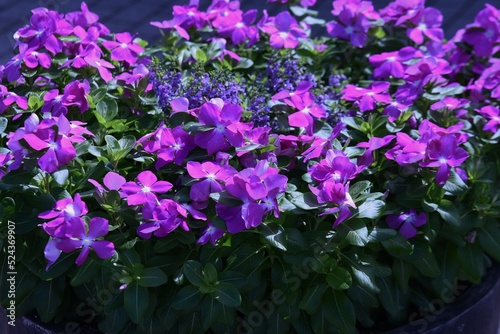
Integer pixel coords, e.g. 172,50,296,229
476,106,500,133
261,11,306,49
342,81,391,112
39,193,88,238
194,98,252,155
420,134,469,185
102,32,144,65
137,199,188,239
407,7,444,45
197,221,225,246
51,217,115,266
187,161,235,202
387,209,427,239
121,171,173,206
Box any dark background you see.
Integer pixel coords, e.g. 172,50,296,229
1,0,500,64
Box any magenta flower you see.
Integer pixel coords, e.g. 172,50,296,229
137,199,188,239
88,171,126,200
476,106,500,133
194,99,252,155
84,50,115,82
326,4,372,48
387,209,427,239
102,32,144,65
217,10,260,46
16,8,62,54
369,47,421,79
272,81,314,108
462,5,500,57
313,181,357,228
357,135,396,168
63,80,90,113
122,171,173,206
51,217,115,266
216,160,288,233
261,11,306,49
407,8,444,44
342,81,391,112
39,193,88,238
20,44,52,69
420,134,469,185
197,221,225,246
0,85,28,114
288,92,327,135
187,161,236,202
309,150,358,184
115,64,150,86
380,0,424,26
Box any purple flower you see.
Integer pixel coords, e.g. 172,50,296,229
122,171,173,206
420,134,469,185
342,81,391,112
63,80,90,113
476,106,500,133
462,5,500,57
187,161,235,202
16,8,62,54
369,47,421,79
217,9,260,46
0,85,28,114
102,32,144,65
407,8,444,44
46,217,115,267
115,64,150,86
313,181,357,228
261,11,306,49
380,0,424,26
309,149,358,184
216,160,288,233
137,199,188,239
194,98,251,155
387,209,427,238
39,193,88,238
326,2,374,48
288,92,327,135
357,135,395,168
84,50,115,82
88,171,126,199
197,221,225,245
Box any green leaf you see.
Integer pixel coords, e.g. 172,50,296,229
200,295,223,330
326,290,356,334
478,223,500,262
376,276,407,320
368,227,397,242
299,284,327,313
172,285,202,310
443,170,468,195
194,49,207,63
392,259,411,294
124,282,149,324
138,267,168,287
70,258,99,286
99,308,129,334
326,267,352,290
349,181,371,199
95,99,119,123
35,277,65,322
28,94,44,110
119,249,141,268
342,253,380,293
0,117,7,134
411,242,441,278
203,263,218,285
437,199,461,226
52,169,69,185
212,282,241,307
355,199,385,219
105,135,136,162
259,222,287,251
289,192,322,210
183,261,205,287
382,234,414,258
457,243,484,282
153,237,178,253
339,220,368,246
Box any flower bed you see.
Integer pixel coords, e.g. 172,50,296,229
1,0,500,333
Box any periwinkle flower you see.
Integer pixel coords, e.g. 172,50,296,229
102,32,144,65
407,7,444,44
187,161,236,202
0,85,28,114
476,106,500,133
342,81,391,112
194,98,252,155
121,171,173,206
197,221,225,245
261,11,306,49
419,134,469,185
387,209,427,238
137,199,189,239
44,217,115,268
39,193,88,238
